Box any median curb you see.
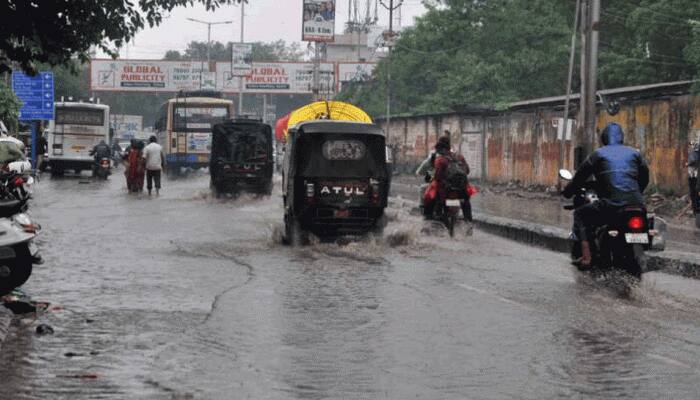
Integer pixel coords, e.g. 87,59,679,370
473,214,700,279
0,306,13,350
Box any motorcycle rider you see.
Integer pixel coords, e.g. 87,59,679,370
423,135,472,221
563,123,649,267
90,140,112,172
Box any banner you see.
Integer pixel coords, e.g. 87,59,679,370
91,60,375,94
216,62,335,94
110,114,143,140
91,60,214,92
302,0,335,42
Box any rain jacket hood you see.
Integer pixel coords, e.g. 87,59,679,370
601,123,624,146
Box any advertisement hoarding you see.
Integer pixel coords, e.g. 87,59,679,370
90,60,213,92
91,60,375,95
231,43,253,76
302,0,335,42
216,62,335,94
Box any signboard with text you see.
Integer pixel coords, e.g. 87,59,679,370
12,71,54,121
90,60,213,92
216,62,335,94
302,0,335,42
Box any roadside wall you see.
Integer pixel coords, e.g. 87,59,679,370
378,91,700,194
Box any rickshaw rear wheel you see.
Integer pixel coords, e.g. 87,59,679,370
284,213,308,246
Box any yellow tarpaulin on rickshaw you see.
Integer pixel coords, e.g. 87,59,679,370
286,101,373,140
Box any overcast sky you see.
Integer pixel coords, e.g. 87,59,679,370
113,0,426,59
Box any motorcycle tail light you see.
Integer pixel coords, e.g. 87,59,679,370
101,160,109,166
13,177,24,187
628,216,644,230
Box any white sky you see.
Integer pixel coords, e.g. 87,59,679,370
113,0,426,59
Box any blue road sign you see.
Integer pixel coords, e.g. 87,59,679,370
12,71,54,121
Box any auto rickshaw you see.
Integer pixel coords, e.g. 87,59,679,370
282,120,390,243
210,117,274,196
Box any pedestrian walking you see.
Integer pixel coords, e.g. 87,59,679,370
124,139,146,193
143,135,165,196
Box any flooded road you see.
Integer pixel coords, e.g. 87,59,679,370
1,173,700,399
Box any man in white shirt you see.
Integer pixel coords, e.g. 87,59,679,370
143,136,165,195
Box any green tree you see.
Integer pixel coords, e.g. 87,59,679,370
163,40,304,62
341,0,700,118
0,83,22,133
0,0,244,74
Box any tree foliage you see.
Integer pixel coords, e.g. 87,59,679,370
0,0,243,74
340,0,700,117
163,40,304,62
0,82,22,133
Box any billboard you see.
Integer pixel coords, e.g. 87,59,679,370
90,60,213,92
302,0,335,42
231,43,253,76
110,114,143,140
216,62,335,94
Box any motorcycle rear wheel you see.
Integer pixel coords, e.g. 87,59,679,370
0,245,33,297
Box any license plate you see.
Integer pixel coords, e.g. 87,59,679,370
445,199,461,207
335,209,350,218
625,233,649,244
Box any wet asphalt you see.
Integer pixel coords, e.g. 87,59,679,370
0,171,699,399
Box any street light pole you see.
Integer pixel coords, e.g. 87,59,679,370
238,1,245,116
186,18,233,83
380,0,403,142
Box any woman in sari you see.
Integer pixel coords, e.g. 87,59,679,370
124,139,145,192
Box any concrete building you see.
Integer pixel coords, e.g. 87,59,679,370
324,32,386,62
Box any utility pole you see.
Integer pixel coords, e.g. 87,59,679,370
380,0,403,142
559,0,581,180
238,1,245,115
586,0,600,153
577,0,600,166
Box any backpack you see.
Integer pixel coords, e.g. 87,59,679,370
443,155,468,191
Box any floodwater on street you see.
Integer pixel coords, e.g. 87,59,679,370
0,172,700,399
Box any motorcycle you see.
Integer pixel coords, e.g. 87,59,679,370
0,210,40,296
94,157,111,180
421,173,466,238
559,169,659,280
0,166,41,296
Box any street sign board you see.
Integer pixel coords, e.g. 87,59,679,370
231,43,253,76
12,71,54,121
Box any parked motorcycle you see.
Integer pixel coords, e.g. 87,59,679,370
94,157,111,180
0,210,40,296
559,169,660,280
0,167,41,296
